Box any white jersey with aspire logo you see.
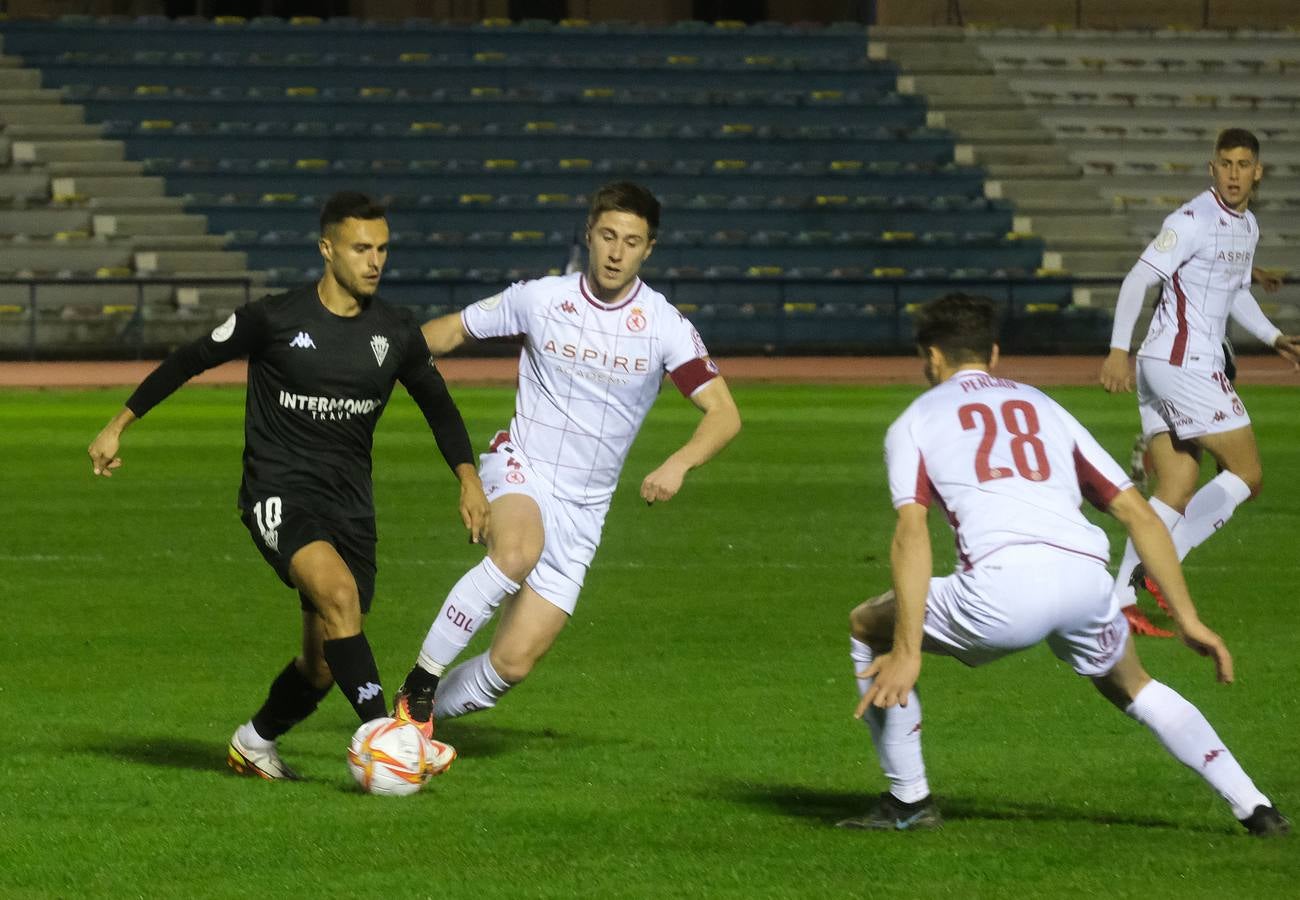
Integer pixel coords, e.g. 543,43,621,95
1136,188,1258,371
885,370,1131,569
461,272,718,506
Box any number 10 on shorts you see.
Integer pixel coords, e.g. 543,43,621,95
254,497,282,552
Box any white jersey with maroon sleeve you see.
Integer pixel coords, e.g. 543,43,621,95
1136,188,1258,372
461,272,718,506
884,370,1132,569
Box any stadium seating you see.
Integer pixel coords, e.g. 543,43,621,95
0,15,1074,355
869,25,1300,343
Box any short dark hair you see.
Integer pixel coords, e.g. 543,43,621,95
1215,128,1259,158
914,293,999,363
320,191,386,235
587,181,661,239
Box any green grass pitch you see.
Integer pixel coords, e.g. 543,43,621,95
1,380,1297,897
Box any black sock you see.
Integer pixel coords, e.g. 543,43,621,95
322,632,387,723
402,663,440,695
251,659,333,741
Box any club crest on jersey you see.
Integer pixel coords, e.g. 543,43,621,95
370,334,389,367
626,307,647,332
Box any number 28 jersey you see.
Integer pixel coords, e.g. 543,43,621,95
884,370,1132,569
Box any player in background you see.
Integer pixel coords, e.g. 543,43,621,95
1099,129,1300,637
1129,265,1283,493
392,181,741,733
841,293,1286,836
88,192,488,779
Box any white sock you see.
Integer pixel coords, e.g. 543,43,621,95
1112,539,1142,606
851,636,929,803
432,652,512,721
1168,471,1251,560
416,558,520,676
1125,680,1269,820
1148,495,1185,533
1113,497,1183,604
239,720,275,748
1112,496,1185,608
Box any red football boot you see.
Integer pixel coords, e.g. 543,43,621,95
1122,603,1175,638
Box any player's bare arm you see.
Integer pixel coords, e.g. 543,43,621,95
421,311,473,357
88,407,138,477
640,373,741,505
1107,488,1233,683
856,503,930,714
455,462,490,544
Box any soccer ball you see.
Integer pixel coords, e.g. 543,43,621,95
347,717,455,796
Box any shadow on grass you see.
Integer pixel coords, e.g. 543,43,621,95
436,722,624,759
719,781,1228,835
82,734,227,775
82,720,617,780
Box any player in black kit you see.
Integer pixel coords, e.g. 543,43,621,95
88,193,489,780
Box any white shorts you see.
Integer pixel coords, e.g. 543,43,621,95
1136,357,1251,441
923,545,1128,677
479,439,607,615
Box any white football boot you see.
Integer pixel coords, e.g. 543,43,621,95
227,723,303,781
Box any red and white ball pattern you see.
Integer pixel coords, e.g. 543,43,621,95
347,717,455,796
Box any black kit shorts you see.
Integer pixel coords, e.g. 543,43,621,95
240,495,378,614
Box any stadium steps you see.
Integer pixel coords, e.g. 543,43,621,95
47,159,144,177
929,109,1048,134
0,239,134,270
50,174,166,198
0,51,264,326
967,25,1300,276
174,282,262,314
0,171,52,199
0,102,85,125
4,123,103,144
133,249,249,273
1012,213,1131,244
873,27,1106,274
0,64,40,89
88,194,187,213
956,143,1075,167
93,212,210,237
0,87,63,104
11,139,125,164
0,207,91,234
